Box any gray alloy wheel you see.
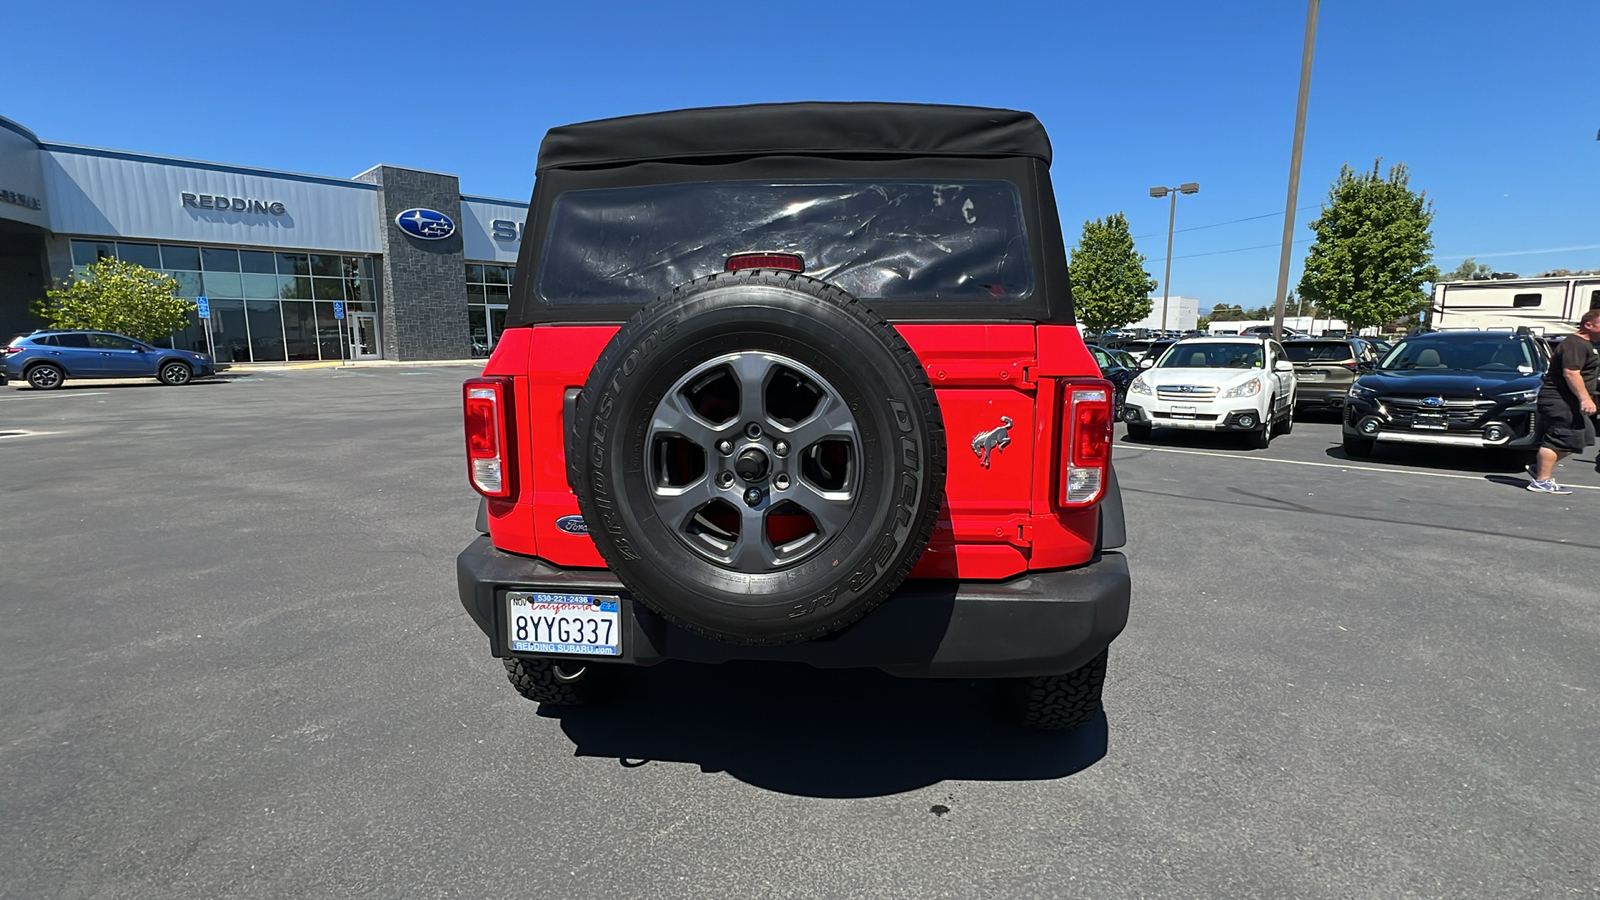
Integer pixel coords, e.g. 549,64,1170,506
648,351,863,572
26,363,64,390
158,361,193,386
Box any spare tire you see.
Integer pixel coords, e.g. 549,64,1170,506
567,270,946,644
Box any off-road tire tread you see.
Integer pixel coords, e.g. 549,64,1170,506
502,658,597,706
1016,649,1108,731
568,269,947,645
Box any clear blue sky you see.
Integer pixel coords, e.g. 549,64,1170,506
7,0,1597,310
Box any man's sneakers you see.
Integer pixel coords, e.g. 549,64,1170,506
1526,478,1572,494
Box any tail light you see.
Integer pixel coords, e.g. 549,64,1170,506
1,346,21,355
1057,378,1114,507
464,376,516,499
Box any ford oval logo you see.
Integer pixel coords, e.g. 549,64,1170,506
394,208,455,240
555,515,589,535
1420,396,1445,408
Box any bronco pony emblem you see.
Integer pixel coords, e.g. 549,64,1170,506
971,416,1013,468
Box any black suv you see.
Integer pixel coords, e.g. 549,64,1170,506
1342,330,1545,460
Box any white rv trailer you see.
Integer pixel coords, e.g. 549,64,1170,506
1431,276,1600,334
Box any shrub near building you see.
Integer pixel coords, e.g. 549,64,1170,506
32,258,194,343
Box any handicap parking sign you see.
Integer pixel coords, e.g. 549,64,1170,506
196,296,210,319
333,301,345,320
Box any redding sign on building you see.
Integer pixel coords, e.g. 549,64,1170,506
180,192,287,215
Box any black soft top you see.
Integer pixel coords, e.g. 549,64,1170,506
536,102,1052,171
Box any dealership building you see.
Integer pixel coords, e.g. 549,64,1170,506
0,114,529,362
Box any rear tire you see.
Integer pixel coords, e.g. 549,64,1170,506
26,363,64,390
502,658,616,706
158,361,193,386
1342,435,1375,457
1125,423,1152,441
1006,649,1108,731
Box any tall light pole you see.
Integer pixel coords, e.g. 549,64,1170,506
1150,182,1200,333
1271,0,1320,341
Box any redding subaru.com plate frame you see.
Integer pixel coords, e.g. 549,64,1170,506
504,591,622,657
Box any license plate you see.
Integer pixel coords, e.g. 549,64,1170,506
506,592,621,656
1171,405,1197,415
1413,412,1447,430
1296,371,1325,382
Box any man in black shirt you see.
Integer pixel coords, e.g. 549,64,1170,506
1529,308,1600,494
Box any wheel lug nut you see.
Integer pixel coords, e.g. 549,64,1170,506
774,474,790,490
745,422,763,440
743,488,762,506
774,441,789,456
717,440,733,455
718,471,735,488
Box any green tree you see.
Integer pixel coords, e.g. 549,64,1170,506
32,258,193,342
1297,161,1440,331
1068,212,1157,333
1439,257,1493,282
1207,304,1246,321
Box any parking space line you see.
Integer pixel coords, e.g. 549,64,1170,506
0,391,109,401
1128,445,1600,491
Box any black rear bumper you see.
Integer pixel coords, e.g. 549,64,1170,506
456,536,1131,679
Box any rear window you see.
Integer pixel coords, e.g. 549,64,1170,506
54,333,92,348
536,180,1033,306
1285,342,1354,362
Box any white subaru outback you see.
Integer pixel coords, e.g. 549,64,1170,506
1121,336,1297,449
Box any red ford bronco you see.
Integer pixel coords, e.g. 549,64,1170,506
457,102,1131,729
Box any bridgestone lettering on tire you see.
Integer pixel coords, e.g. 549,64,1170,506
567,270,947,645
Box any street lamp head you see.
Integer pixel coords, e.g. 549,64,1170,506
1179,182,1200,194
1149,186,1170,198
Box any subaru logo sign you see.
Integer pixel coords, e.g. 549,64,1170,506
1420,396,1446,408
555,515,589,535
394,208,455,241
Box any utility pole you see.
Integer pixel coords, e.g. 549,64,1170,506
1271,0,1320,342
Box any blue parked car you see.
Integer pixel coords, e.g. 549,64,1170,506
3,330,215,390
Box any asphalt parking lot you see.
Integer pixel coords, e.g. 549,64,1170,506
2,370,1597,899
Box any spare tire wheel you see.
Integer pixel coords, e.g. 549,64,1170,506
567,270,946,644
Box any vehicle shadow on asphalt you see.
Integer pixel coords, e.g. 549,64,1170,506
1321,445,1532,474
542,660,1107,798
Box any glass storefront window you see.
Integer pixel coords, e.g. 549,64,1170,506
241,274,279,299
469,307,488,358
160,245,201,270
466,262,516,357
202,271,242,297
164,270,203,297
117,242,161,268
279,276,313,300
315,302,344,359
62,238,377,363
201,247,239,272
282,301,319,361
309,254,343,278
276,252,310,276
209,298,250,364
312,277,347,301
239,250,277,274
71,240,115,265
246,299,286,361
